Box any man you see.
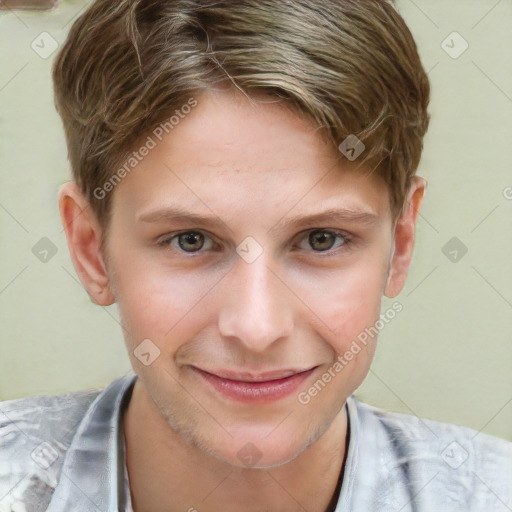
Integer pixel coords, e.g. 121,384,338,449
1,1,511,511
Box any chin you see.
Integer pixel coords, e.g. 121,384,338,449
206,420,329,470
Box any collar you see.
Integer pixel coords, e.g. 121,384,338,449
45,372,367,512
45,371,137,512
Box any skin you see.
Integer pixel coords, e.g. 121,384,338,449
59,88,425,512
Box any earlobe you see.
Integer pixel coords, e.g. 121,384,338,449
384,176,426,298
58,182,115,306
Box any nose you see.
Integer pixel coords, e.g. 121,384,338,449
217,255,294,352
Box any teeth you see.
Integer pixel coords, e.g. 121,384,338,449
198,367,309,382
218,369,309,382
224,375,290,383
239,375,290,383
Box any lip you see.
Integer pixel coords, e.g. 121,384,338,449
191,366,317,403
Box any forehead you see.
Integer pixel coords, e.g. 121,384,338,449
111,89,391,226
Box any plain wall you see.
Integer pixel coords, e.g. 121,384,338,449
0,0,511,441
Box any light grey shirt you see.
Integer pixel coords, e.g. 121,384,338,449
1,371,511,511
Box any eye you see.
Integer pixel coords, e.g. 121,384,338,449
299,229,350,252
160,231,215,253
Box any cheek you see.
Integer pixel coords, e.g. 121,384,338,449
110,251,222,348
299,268,386,401
293,254,388,352
326,279,383,349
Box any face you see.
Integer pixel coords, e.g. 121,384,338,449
62,89,422,468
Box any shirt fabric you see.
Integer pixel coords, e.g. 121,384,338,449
1,371,511,512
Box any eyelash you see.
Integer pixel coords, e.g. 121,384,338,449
157,229,353,256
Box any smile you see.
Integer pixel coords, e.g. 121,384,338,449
191,366,318,403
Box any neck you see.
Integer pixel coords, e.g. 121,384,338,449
123,379,348,512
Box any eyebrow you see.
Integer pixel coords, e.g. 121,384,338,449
268,207,380,234
138,206,227,229
137,205,380,232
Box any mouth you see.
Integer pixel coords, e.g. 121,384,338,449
191,366,318,403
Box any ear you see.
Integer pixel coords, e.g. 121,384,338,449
384,176,427,298
58,182,115,306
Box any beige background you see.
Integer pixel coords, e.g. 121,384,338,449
0,0,511,441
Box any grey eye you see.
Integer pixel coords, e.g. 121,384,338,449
300,229,347,251
177,231,205,252
160,231,216,253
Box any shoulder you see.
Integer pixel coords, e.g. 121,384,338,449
0,387,102,511
351,398,512,510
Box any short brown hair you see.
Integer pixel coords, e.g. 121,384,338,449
53,0,430,230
